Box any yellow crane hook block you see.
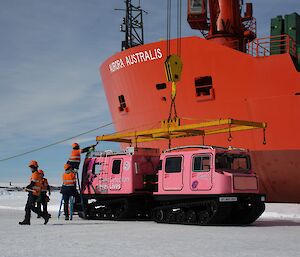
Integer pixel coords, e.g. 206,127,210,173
164,54,183,82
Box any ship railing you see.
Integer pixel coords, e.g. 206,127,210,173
247,34,297,58
242,17,257,37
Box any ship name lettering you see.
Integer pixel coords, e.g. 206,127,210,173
109,48,163,73
109,59,126,72
155,48,163,59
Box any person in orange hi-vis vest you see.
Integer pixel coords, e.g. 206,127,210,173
19,160,51,225
37,170,51,218
61,163,78,220
67,142,96,170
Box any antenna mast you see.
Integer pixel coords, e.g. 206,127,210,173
116,0,147,51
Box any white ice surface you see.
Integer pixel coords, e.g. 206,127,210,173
0,189,300,257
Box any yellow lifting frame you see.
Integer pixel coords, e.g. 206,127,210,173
96,118,267,145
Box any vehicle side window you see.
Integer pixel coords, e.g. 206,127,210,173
93,162,102,175
165,157,182,173
193,155,210,172
112,160,122,174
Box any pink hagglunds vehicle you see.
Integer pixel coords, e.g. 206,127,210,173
80,145,265,225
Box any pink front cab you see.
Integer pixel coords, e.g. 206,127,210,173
156,146,260,196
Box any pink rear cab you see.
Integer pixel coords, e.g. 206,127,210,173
81,147,160,195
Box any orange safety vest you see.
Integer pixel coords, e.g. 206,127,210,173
62,172,76,186
30,171,41,196
40,178,49,192
69,149,81,163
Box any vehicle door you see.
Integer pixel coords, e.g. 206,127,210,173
109,158,123,191
190,154,213,190
163,155,183,191
81,158,95,194
92,160,106,194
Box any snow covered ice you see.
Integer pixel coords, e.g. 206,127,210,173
0,189,300,257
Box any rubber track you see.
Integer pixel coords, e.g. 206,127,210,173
151,199,233,225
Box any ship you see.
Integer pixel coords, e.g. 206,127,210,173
99,0,300,203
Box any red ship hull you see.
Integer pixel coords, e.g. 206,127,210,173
100,37,300,203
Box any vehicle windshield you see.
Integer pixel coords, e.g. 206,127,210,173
215,153,251,173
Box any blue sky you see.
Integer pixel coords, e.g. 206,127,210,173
0,0,299,185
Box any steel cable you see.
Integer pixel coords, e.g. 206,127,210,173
0,118,164,163
0,122,113,162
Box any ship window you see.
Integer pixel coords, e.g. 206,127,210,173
193,155,210,172
112,160,122,174
195,76,213,97
190,0,204,13
118,95,127,111
156,83,167,90
165,157,182,173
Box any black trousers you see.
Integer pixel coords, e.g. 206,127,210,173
24,193,42,221
37,192,48,214
67,160,80,170
62,186,78,217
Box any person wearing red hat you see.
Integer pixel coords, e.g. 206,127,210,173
67,142,96,170
37,170,51,218
61,163,78,220
19,161,51,225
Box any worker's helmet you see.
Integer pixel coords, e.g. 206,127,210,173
38,169,44,175
72,143,79,149
64,163,72,171
28,160,38,168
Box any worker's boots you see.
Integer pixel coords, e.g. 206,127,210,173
19,220,30,225
38,212,51,219
19,214,50,225
43,213,51,225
